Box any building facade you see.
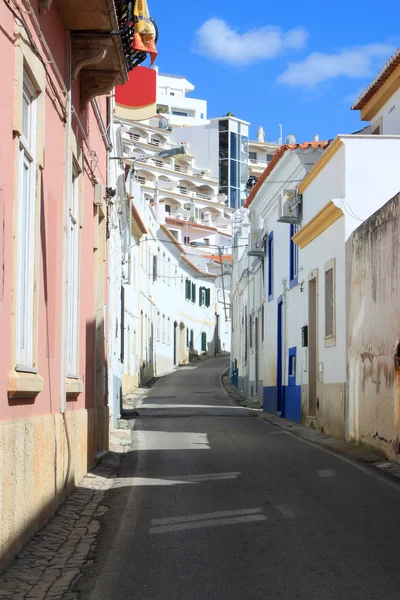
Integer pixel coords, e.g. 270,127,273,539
0,0,144,568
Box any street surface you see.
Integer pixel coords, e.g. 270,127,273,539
76,357,400,600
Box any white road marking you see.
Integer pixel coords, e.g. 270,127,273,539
149,514,267,534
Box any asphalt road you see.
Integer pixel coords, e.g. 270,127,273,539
77,357,400,600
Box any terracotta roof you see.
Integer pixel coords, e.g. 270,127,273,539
204,254,233,264
243,141,330,209
131,203,148,234
181,255,217,278
160,224,186,253
351,49,400,111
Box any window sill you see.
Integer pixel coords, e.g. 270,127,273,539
66,377,84,398
8,370,44,399
289,276,298,289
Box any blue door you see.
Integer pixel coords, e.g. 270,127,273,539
276,298,284,414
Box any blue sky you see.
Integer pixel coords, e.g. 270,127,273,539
149,0,399,142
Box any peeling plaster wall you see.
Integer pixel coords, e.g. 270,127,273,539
348,192,400,461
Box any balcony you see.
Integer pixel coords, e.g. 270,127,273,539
40,0,129,107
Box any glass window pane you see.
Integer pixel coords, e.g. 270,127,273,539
230,160,238,187
230,132,239,160
219,120,228,132
22,90,30,142
240,136,248,161
219,160,228,187
219,132,228,159
240,162,248,185
325,268,334,336
230,187,239,209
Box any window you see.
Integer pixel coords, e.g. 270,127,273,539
162,253,166,281
186,327,189,348
172,111,188,117
199,287,207,307
67,161,80,376
288,347,296,386
154,159,163,167
137,175,145,184
268,232,274,301
267,154,274,162
150,137,160,146
157,312,161,342
289,224,299,287
244,308,248,363
167,318,171,345
185,278,191,300
201,332,207,352
162,315,166,344
129,132,140,141
249,151,257,163
325,259,336,345
167,258,171,285
15,72,37,369
204,238,210,246
190,329,194,349
261,304,265,342
165,204,171,214
191,282,196,303
249,314,253,348
184,236,190,244
205,288,211,307
170,92,175,96
179,186,188,195
153,255,158,281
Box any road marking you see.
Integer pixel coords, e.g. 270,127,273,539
318,469,337,478
149,514,267,534
152,507,262,526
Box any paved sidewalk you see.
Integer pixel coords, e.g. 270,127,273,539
0,441,129,600
221,371,400,482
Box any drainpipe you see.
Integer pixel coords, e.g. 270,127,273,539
60,35,72,416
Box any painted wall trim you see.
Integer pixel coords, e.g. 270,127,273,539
298,138,343,194
292,201,344,249
360,62,400,122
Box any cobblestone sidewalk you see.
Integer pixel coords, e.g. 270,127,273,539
0,444,127,600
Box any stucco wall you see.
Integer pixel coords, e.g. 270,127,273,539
348,192,400,460
0,406,107,569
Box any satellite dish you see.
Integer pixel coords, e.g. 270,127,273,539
285,134,297,145
246,176,258,193
158,117,169,130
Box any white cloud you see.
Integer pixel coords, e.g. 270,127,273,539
194,18,308,66
278,43,395,87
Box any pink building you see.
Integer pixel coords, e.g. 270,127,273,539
0,0,139,569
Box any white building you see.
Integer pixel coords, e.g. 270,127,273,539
156,70,208,127
231,47,400,453
248,126,280,179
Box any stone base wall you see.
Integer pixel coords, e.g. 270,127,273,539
0,406,108,570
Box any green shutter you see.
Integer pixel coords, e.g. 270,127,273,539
206,288,211,307
201,332,207,352
199,287,203,306
185,279,190,300
192,283,196,303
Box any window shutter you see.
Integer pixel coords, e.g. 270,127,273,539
185,279,190,300
153,256,157,281
201,332,207,352
206,288,210,307
199,287,203,306
192,283,196,303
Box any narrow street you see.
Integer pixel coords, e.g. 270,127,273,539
74,357,400,600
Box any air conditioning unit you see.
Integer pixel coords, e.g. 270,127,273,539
248,212,265,257
278,189,302,224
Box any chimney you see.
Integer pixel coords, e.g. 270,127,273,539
257,126,266,143
314,134,319,142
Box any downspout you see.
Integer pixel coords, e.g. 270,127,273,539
60,34,72,487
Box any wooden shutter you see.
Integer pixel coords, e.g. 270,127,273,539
206,288,210,307
120,286,125,363
192,283,196,303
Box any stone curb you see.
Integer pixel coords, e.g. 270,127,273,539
221,370,262,408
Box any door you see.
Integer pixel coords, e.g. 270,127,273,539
276,299,284,414
173,322,178,365
255,316,259,395
308,278,317,417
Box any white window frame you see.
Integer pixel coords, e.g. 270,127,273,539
66,161,81,377
15,72,37,370
162,315,166,344
324,258,336,348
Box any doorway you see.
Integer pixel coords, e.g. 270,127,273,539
255,316,259,396
173,321,178,365
276,299,284,414
308,277,317,417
